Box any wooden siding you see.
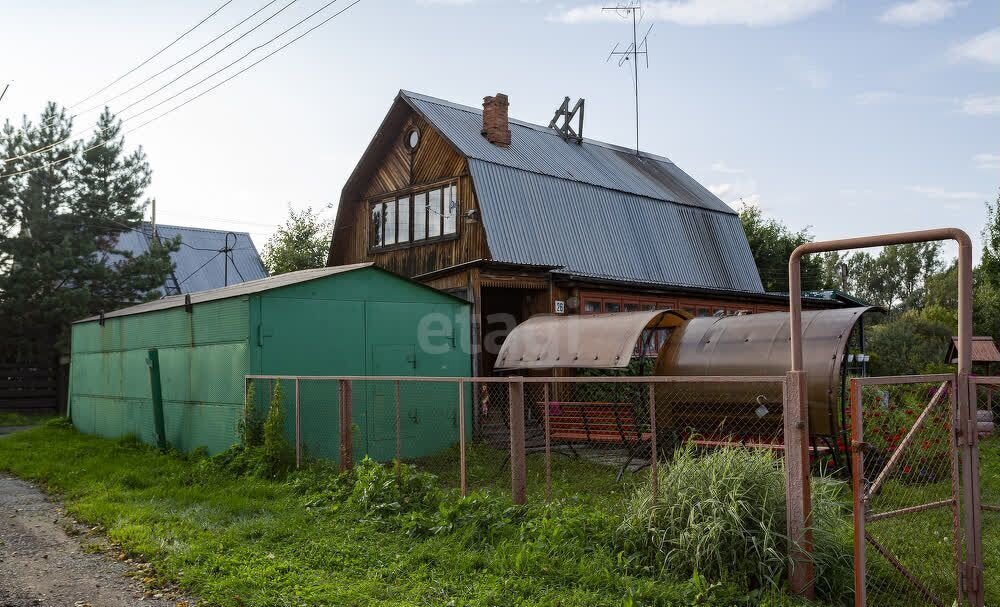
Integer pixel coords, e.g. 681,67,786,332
330,112,490,278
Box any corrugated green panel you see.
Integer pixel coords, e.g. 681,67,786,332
192,297,249,344
120,309,191,350
190,343,249,404
162,401,239,454
71,323,101,354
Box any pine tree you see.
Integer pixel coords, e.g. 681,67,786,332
0,104,177,362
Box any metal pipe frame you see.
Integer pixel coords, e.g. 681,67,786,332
245,374,786,384
790,228,978,606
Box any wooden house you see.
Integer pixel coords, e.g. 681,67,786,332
328,90,843,375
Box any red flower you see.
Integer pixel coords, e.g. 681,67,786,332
903,466,912,474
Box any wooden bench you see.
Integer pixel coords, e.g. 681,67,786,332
685,433,836,468
537,401,652,480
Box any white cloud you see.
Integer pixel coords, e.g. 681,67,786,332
786,55,831,89
960,95,1000,116
416,0,476,5
551,0,834,27
709,162,758,205
878,0,965,26
973,153,1000,170
908,185,986,201
951,28,1000,66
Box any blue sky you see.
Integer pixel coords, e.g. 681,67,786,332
1,0,997,261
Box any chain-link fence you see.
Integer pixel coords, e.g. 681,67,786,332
973,378,998,607
849,376,963,607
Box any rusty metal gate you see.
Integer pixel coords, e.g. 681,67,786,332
849,375,963,607
850,375,988,607
971,377,998,607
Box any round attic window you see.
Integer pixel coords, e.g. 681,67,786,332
405,128,420,151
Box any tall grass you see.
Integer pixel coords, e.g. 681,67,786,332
620,444,854,603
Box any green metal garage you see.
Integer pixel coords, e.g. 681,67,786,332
69,263,471,459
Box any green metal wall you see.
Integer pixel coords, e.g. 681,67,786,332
70,266,472,462
70,298,250,454
249,267,472,463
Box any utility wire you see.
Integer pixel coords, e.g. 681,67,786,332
73,0,285,121
126,0,356,130
3,0,300,163
68,0,235,110
0,0,363,180
114,0,303,119
176,250,224,287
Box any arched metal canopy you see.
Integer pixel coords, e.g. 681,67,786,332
653,307,873,435
495,309,691,371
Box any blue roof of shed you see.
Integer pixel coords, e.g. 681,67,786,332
399,91,764,293
111,222,267,295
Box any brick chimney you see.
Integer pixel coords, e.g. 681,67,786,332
481,93,511,147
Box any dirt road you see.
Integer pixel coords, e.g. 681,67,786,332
0,473,193,607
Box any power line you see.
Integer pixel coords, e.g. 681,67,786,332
114,0,304,119
73,0,286,121
126,0,357,130
3,0,301,163
0,0,364,180
176,250,223,287
68,0,236,111
3,0,344,165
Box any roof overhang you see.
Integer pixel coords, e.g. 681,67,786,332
495,309,691,371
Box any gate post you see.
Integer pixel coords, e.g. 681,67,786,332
960,373,985,606
784,370,814,598
509,378,527,505
849,379,867,606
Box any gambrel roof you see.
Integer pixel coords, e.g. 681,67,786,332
337,90,765,294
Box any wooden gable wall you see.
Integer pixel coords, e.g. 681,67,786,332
330,111,489,279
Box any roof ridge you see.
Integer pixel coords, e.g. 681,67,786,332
143,221,254,236
399,90,676,164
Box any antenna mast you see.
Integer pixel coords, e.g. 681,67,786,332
604,1,652,155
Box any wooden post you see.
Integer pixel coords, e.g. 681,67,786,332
959,374,985,606
339,379,353,472
544,384,551,501
395,380,401,484
294,379,301,469
648,384,657,505
784,370,814,598
147,349,167,451
849,379,866,607
509,378,527,505
457,381,468,496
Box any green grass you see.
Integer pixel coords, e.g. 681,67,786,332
0,423,811,607
0,411,55,426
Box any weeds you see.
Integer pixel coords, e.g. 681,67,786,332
620,444,854,603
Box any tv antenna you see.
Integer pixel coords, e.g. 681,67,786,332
604,1,652,155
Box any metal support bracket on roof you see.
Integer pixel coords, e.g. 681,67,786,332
548,97,585,143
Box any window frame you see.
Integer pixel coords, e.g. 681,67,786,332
368,180,460,253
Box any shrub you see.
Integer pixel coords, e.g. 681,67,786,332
238,380,263,447
620,444,853,601
262,380,293,475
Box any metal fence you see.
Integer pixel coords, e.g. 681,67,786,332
244,375,795,503
972,377,998,607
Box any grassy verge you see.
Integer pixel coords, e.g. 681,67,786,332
0,422,810,607
0,411,55,426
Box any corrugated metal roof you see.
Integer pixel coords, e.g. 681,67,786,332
399,91,763,293
402,91,733,215
468,160,763,293
947,336,1000,364
109,222,268,295
79,263,374,322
